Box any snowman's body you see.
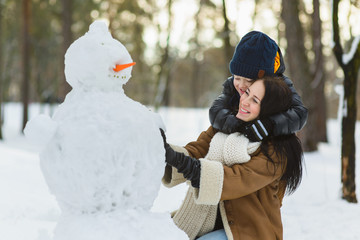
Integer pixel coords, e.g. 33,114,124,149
25,21,186,240
41,89,163,213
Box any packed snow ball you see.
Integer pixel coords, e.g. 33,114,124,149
64,20,134,90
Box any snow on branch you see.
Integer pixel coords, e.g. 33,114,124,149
342,35,360,65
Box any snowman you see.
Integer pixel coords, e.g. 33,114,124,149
25,20,186,240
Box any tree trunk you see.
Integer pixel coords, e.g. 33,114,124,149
22,0,31,131
332,0,358,203
341,68,358,203
190,2,203,108
191,58,201,107
311,0,327,143
0,2,3,139
281,0,318,152
221,0,232,63
153,0,173,109
60,0,73,101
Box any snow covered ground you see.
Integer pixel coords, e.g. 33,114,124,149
1,103,360,240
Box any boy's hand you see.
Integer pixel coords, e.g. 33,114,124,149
221,115,243,134
244,119,274,142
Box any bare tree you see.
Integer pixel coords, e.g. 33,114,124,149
153,0,173,109
21,0,31,131
190,1,203,108
311,0,327,142
332,0,359,203
221,0,232,62
281,0,318,152
189,0,219,107
0,0,3,139
60,0,73,100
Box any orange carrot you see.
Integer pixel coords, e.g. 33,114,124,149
113,62,136,72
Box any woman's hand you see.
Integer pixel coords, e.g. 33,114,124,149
160,129,201,188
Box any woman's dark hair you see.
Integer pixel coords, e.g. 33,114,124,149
259,76,292,119
256,76,304,195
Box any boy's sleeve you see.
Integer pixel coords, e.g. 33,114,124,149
269,75,308,136
209,77,243,134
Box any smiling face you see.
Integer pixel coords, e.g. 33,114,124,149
233,75,254,96
236,80,265,122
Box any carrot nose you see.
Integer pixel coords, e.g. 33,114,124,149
113,62,136,72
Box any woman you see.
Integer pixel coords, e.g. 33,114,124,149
161,76,304,240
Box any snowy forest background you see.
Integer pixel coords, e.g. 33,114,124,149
1,0,360,149
1,0,360,237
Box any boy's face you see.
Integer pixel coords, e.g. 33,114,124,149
236,80,264,122
233,75,254,96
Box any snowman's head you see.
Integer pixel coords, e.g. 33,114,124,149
64,20,135,91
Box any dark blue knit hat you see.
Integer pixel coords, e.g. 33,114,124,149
229,31,279,79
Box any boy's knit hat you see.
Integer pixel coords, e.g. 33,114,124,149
229,31,279,79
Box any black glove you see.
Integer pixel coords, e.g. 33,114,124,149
221,114,246,134
160,129,201,188
243,118,274,142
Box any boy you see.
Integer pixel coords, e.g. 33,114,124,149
209,31,307,141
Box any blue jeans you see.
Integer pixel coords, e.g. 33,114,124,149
197,229,228,240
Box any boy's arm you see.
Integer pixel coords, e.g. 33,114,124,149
269,75,308,136
209,77,243,134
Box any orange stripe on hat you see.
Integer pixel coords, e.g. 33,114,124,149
113,62,136,72
274,52,280,73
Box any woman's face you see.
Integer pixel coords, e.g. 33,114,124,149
236,80,265,122
233,75,253,96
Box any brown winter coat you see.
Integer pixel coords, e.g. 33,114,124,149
181,126,286,240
